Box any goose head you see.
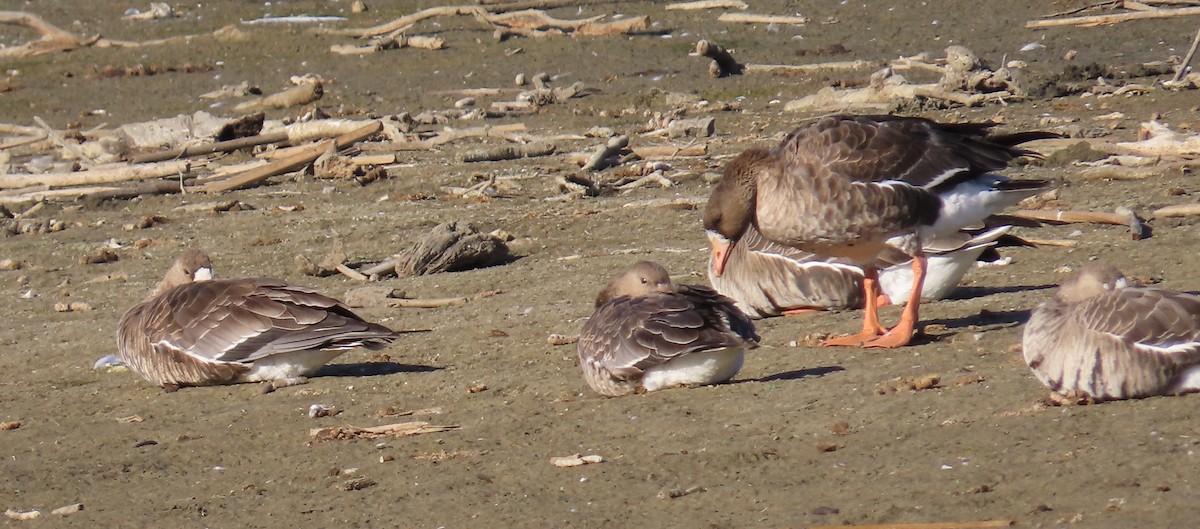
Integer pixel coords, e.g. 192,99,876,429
595,261,674,307
703,148,768,277
1055,263,1129,304
152,249,214,296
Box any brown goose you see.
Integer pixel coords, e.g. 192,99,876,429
704,114,1053,347
708,224,1010,318
577,261,760,396
117,249,399,391
1022,264,1200,401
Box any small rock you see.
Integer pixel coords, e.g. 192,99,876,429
550,454,603,467
338,477,378,491
351,0,367,13
0,420,20,430
50,503,83,516
811,506,840,516
0,258,22,270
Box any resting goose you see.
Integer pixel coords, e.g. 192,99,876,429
1022,263,1200,401
116,249,399,392
708,224,1010,318
577,261,760,396
704,114,1053,347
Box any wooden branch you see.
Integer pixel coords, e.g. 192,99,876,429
809,521,1013,529
1153,202,1200,217
458,142,555,162
317,5,486,37
0,11,83,58
1026,6,1200,28
1169,23,1200,83
630,144,708,158
202,121,381,192
1010,209,1137,226
743,60,877,74
130,131,289,163
717,12,809,25
0,181,180,204
691,40,744,76
666,0,748,10
583,135,629,171
234,81,323,113
486,9,604,30
0,160,191,190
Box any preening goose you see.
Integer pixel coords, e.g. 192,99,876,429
708,224,1010,318
116,249,398,392
1022,263,1200,402
577,261,759,396
704,114,1052,347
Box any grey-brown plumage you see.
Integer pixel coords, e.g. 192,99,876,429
577,261,760,396
709,224,1008,318
116,249,398,390
1022,263,1200,401
704,114,1053,347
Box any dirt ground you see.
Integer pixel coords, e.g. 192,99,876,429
3,1,1200,527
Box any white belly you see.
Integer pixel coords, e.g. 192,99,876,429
640,348,745,392
237,350,346,383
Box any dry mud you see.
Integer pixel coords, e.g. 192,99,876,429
2,1,1199,528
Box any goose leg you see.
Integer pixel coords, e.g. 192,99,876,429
863,251,926,348
822,266,887,347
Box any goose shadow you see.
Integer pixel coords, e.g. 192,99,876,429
919,308,1035,337
942,283,1057,302
314,362,444,378
743,365,846,384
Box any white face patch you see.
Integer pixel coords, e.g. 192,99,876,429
193,267,214,282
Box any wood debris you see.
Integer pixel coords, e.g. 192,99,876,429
309,421,460,442
550,453,604,467
1027,5,1200,28
787,46,1024,113
377,221,511,278
4,508,40,521
691,39,876,78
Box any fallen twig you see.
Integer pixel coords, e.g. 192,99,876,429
130,131,289,163
0,160,191,190
808,521,1013,529
1153,202,1200,217
201,121,381,192
582,135,630,171
1026,5,1200,28
234,81,323,113
666,0,748,10
691,40,744,77
717,12,809,25
309,421,460,442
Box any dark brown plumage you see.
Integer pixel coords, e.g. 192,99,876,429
704,114,1053,347
1022,263,1200,401
577,261,759,396
116,249,398,391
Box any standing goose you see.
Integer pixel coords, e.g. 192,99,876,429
117,249,399,392
704,114,1053,347
577,261,760,396
708,224,1011,318
1022,263,1200,402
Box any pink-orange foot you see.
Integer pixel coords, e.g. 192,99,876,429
782,307,824,316
821,329,885,347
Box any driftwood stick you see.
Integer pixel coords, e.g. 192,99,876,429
1026,6,1200,28
0,11,83,58
318,5,487,37
630,144,708,158
1010,209,1137,226
32,116,92,166
1170,23,1200,83
335,264,369,282
809,521,1013,529
743,60,877,74
0,132,48,150
717,12,810,25
130,131,290,163
234,82,323,113
666,0,748,10
583,135,629,171
0,160,191,190
1153,202,1200,217
458,142,555,162
692,39,745,76
202,121,381,192
0,180,180,204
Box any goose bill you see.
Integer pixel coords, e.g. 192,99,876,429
707,231,734,277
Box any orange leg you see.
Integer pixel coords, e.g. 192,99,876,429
822,267,887,347
782,307,824,316
863,252,926,348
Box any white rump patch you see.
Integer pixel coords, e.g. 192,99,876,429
238,349,347,382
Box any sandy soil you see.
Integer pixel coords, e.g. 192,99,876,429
3,1,1200,527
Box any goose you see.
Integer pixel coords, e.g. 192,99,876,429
1022,263,1200,402
116,249,399,392
704,114,1053,347
708,225,1011,319
576,261,759,396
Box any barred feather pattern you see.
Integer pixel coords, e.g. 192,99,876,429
1023,267,1200,401
117,278,398,388
577,284,759,397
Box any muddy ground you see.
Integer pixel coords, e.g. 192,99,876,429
2,1,1200,527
